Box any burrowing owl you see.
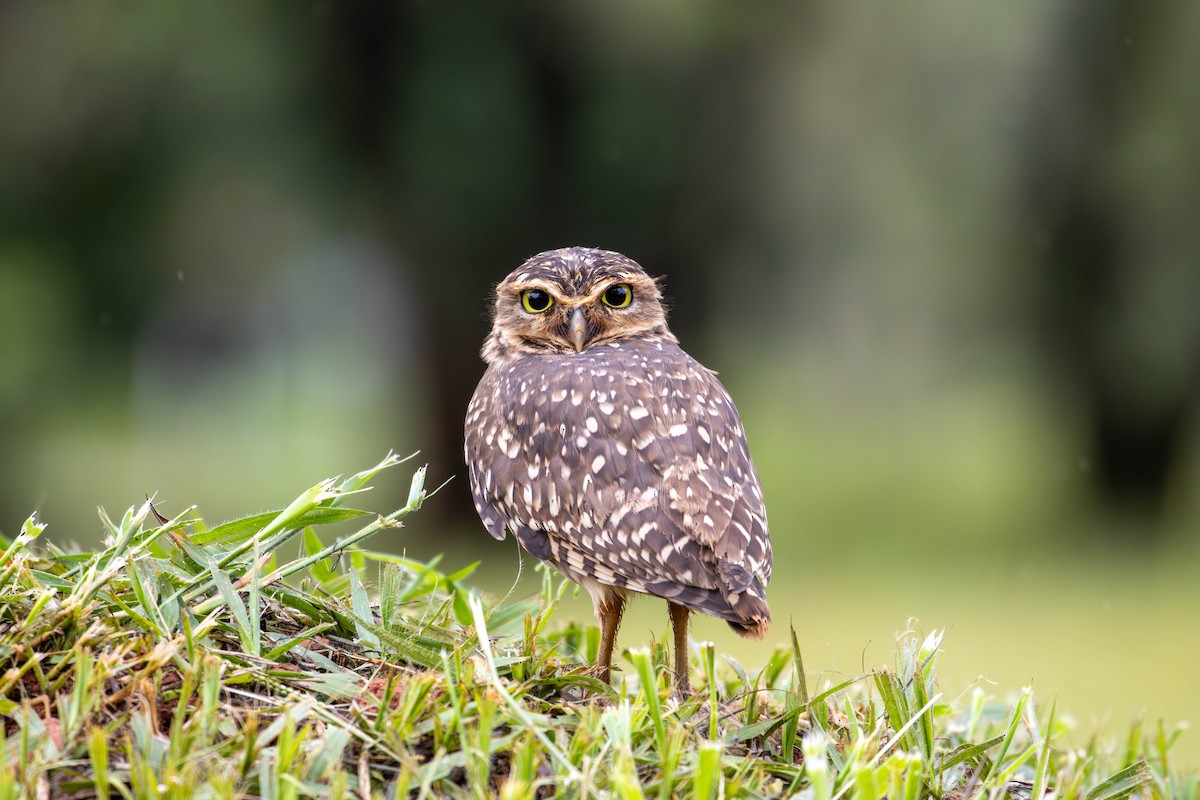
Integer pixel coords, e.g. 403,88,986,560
465,247,771,691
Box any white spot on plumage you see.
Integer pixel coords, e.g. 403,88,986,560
591,455,606,473
630,406,650,420
669,423,688,437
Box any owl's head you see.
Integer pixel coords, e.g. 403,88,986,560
483,247,674,362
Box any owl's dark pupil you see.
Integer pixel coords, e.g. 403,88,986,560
525,290,550,311
605,285,629,306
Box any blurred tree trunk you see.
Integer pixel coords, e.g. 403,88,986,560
1022,2,1200,536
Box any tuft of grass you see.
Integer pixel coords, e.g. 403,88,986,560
0,454,1193,798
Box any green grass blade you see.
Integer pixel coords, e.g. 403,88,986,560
1032,697,1057,800
209,558,256,656
791,624,809,705
983,686,1032,786
1085,760,1154,800
936,734,1005,774
347,564,380,653
193,507,370,547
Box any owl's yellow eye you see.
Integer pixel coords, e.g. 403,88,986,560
521,289,554,313
602,283,633,308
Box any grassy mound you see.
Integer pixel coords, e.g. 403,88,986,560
0,454,1191,799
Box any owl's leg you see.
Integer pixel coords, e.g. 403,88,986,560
668,602,691,694
596,593,626,684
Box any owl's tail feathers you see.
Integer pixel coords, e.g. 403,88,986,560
644,559,771,638
726,600,771,639
718,560,771,640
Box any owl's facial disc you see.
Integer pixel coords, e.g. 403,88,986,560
485,253,675,364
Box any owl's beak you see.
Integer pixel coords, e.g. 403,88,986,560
569,307,587,353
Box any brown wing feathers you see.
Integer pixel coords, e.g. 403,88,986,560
465,337,772,635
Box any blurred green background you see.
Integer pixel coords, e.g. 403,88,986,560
2,1,1198,766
